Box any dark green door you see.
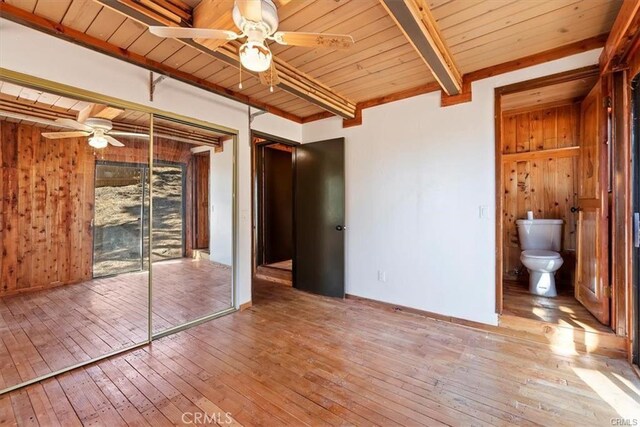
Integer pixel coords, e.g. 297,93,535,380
294,138,345,298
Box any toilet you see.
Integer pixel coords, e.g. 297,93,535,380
516,218,564,297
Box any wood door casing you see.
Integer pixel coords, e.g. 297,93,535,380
193,153,210,250
575,82,610,325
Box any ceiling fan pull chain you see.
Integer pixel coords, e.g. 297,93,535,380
239,59,243,90
269,51,274,93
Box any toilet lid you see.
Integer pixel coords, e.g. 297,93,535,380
522,250,561,259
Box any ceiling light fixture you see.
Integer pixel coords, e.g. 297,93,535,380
89,130,109,149
239,40,272,72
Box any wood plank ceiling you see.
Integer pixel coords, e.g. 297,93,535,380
1,0,623,121
0,80,225,143
501,74,599,112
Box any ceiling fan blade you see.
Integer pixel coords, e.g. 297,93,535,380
149,26,239,40
237,0,262,22
109,131,150,138
105,135,125,147
272,32,355,49
41,131,91,139
55,118,94,132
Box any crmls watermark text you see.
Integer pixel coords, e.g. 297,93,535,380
182,412,233,425
611,418,639,426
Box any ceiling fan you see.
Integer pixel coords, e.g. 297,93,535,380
40,104,147,149
149,0,354,79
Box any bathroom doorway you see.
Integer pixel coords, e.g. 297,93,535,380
494,67,622,353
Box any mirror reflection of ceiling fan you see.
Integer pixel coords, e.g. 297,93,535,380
39,104,148,149
149,0,354,81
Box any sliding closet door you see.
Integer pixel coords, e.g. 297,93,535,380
0,82,151,392
151,116,234,335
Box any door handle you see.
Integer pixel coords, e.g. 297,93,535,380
335,225,346,231
570,206,581,213
634,212,639,248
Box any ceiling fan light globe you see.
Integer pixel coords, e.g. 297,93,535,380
239,41,272,72
89,135,109,149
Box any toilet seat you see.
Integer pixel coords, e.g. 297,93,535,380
521,249,561,260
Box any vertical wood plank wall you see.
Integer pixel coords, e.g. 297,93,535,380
0,121,200,296
501,102,581,282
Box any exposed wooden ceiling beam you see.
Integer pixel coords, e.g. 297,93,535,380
600,0,640,72
379,0,462,95
97,0,356,119
301,35,608,126
0,2,302,123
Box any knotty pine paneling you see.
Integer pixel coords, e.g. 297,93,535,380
0,121,199,296
501,102,580,284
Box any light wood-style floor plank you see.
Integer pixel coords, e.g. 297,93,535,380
0,258,231,392
0,280,639,425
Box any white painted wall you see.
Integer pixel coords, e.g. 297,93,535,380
210,140,234,266
0,18,301,308
302,49,601,325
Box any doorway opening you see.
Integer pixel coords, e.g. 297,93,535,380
494,67,625,355
253,133,296,287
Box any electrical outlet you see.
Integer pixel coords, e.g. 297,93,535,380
377,270,387,282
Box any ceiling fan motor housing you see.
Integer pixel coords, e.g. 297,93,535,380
84,117,113,131
233,0,279,36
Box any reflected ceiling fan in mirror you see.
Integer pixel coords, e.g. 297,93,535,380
149,0,354,89
40,103,147,149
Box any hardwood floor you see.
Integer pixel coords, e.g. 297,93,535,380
0,259,231,393
1,279,639,426
263,260,293,271
502,280,612,333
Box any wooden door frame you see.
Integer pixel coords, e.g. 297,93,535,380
250,130,299,299
494,66,600,315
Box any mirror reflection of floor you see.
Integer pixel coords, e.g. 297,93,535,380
0,258,231,391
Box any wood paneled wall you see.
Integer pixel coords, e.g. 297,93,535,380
501,102,581,282
1,121,95,295
0,121,202,296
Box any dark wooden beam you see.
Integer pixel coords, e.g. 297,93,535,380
301,35,608,126
0,2,303,123
380,0,462,95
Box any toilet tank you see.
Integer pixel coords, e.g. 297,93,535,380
515,219,563,251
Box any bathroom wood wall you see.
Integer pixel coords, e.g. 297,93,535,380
501,101,581,282
0,121,203,296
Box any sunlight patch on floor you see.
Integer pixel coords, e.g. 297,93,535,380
573,367,640,421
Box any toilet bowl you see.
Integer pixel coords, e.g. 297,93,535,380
516,218,564,297
520,250,563,297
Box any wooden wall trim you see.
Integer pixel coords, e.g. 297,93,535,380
495,89,504,314
468,34,608,83
301,36,608,126
0,2,303,124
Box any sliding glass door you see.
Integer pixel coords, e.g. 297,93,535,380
93,163,146,277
